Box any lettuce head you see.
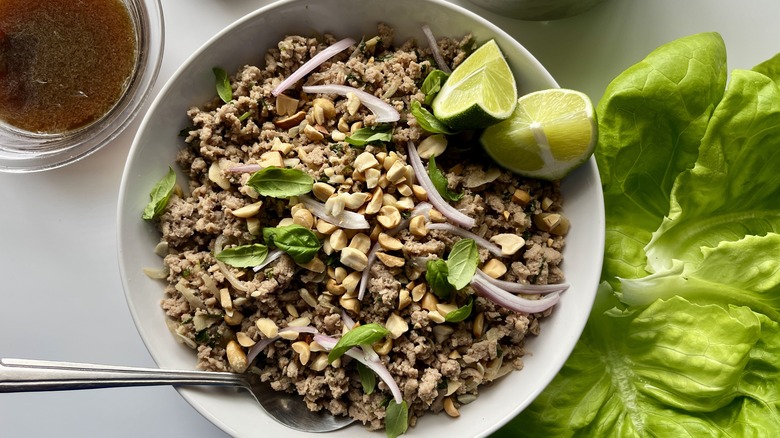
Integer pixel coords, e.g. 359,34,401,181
496,33,780,436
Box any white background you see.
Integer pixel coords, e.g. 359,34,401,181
1,0,779,436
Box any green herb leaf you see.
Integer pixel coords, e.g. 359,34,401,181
142,167,177,220
426,259,455,300
356,362,376,395
345,124,394,147
327,323,390,363
215,243,268,268
446,239,479,290
247,167,314,198
428,155,463,202
262,224,321,264
445,297,474,322
238,111,251,122
385,400,409,438
213,67,232,103
410,100,454,135
421,69,449,105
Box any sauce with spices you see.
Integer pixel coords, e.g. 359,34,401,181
0,0,137,134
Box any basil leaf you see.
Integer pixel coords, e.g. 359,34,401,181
446,238,479,290
421,69,449,105
385,400,409,438
247,167,314,198
429,155,463,202
426,259,455,300
213,67,232,103
328,323,390,363
263,224,321,264
345,124,393,147
142,167,176,220
411,100,454,135
356,362,376,395
215,243,268,268
445,297,474,322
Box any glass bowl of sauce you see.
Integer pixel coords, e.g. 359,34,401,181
0,0,163,173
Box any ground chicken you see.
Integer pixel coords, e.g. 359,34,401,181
147,23,567,433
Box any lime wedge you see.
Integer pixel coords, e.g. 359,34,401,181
480,88,597,181
431,39,517,130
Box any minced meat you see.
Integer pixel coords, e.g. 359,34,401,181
148,23,567,433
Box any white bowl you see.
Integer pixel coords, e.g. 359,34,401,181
117,0,605,436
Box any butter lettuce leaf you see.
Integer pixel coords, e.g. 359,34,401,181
501,284,780,437
595,32,727,284
497,33,780,437
646,67,780,272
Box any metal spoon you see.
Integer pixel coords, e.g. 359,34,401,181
0,358,355,433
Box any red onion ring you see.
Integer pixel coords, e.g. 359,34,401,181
246,326,318,363
226,164,262,174
302,84,400,123
299,195,370,229
475,269,569,294
470,274,561,314
252,249,284,272
421,24,451,74
272,38,356,96
406,141,476,229
313,334,403,404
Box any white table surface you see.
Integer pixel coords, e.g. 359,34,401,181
1,0,778,436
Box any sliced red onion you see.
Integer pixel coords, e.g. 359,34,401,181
246,326,319,363
252,249,284,272
471,274,561,314
358,202,433,300
358,244,379,301
226,164,262,174
421,24,451,74
341,310,356,330
299,195,370,229
272,37,356,96
475,269,569,294
313,334,402,404
426,222,502,257
407,141,476,229
302,84,400,123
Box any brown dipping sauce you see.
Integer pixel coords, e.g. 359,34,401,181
0,0,137,134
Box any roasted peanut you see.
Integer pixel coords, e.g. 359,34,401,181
443,397,460,417
226,341,248,373
236,332,256,348
377,205,401,229
482,258,508,278
417,134,447,159
255,318,278,338
376,251,405,268
292,341,311,365
409,215,428,237
340,247,368,271
385,313,409,339
312,182,336,202
378,233,403,251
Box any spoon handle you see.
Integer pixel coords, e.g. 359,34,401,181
0,358,244,392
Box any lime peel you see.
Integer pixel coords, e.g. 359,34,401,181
431,39,517,130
